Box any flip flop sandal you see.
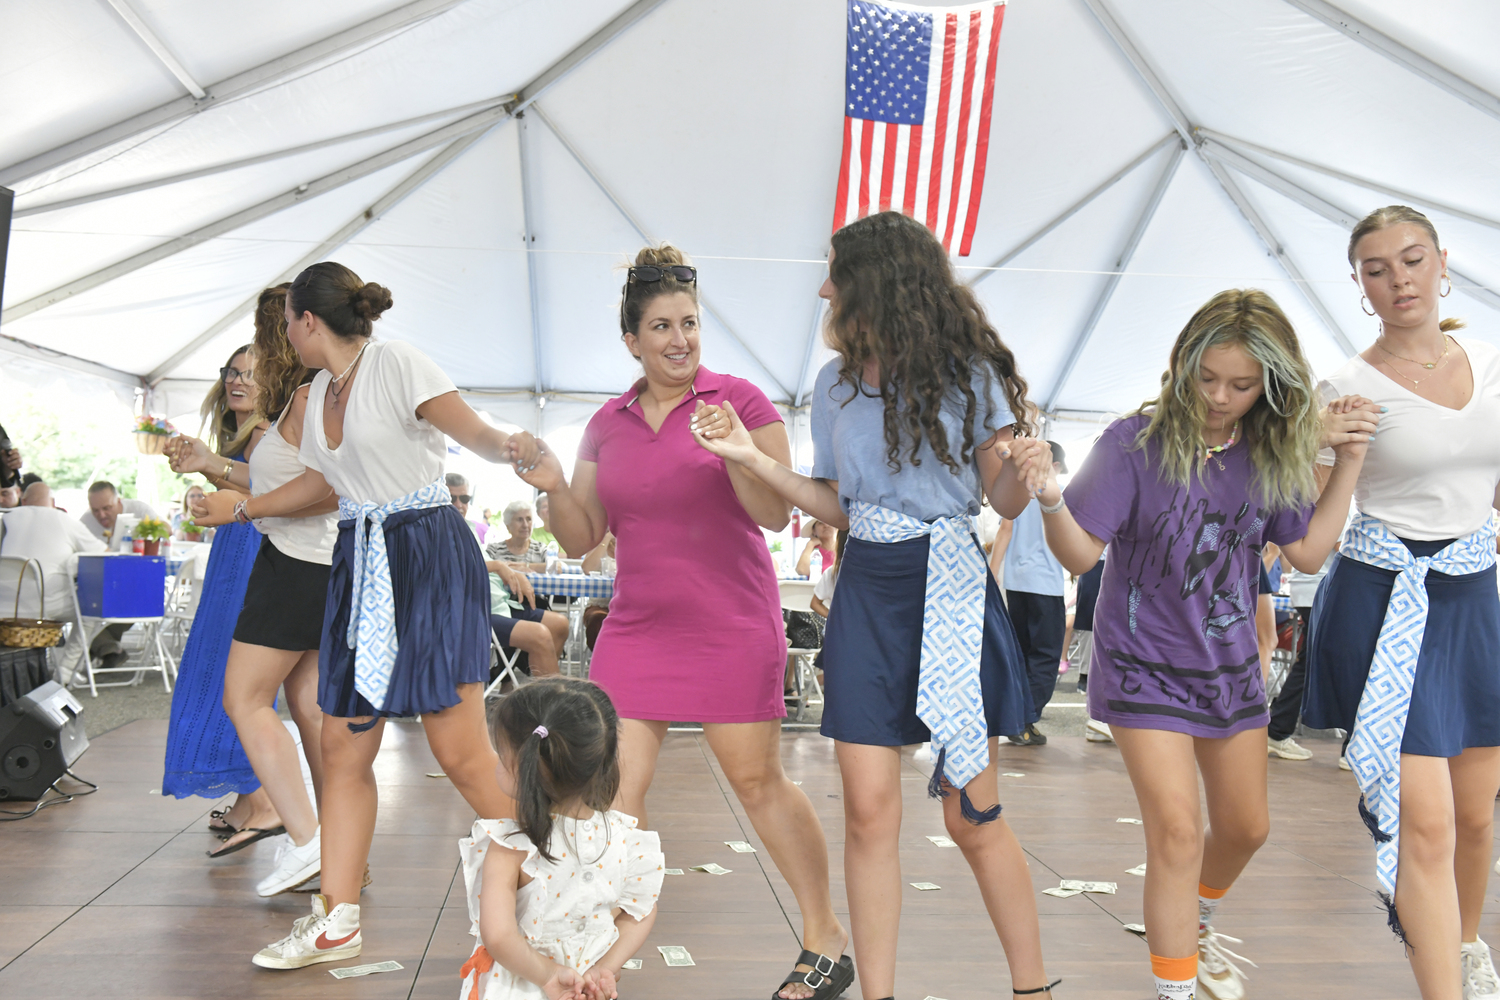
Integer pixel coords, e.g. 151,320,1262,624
207,808,238,834
206,825,285,858
772,950,854,1000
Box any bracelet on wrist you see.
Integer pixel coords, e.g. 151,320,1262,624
233,499,251,524
1038,493,1066,515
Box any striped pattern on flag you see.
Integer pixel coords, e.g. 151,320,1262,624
833,0,1007,256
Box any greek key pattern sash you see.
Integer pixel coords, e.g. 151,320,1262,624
848,501,989,790
1341,512,1496,898
339,480,453,712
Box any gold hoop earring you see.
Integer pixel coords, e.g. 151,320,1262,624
1441,274,1452,297
1360,296,1376,316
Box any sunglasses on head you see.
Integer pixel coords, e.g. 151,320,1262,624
453,494,473,505
628,265,697,286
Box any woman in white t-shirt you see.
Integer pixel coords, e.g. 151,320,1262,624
1302,206,1500,997
194,262,539,972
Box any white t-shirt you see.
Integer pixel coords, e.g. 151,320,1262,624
1,506,107,618
250,413,336,565
1317,337,1500,541
813,563,839,605
299,340,458,506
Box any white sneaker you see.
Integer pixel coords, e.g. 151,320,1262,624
1197,925,1254,1000
1085,719,1114,743
251,893,360,969
257,828,321,897
1267,737,1313,760
1463,937,1500,999
1338,755,1352,771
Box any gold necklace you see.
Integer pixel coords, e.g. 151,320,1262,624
1377,335,1449,370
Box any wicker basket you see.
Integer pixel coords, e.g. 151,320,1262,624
0,559,65,649
134,431,169,455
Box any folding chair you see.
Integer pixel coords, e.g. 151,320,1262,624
68,570,177,697
484,624,525,698
778,579,824,722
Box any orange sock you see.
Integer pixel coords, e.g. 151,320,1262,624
1197,882,1228,900
1150,953,1197,999
1198,880,1230,928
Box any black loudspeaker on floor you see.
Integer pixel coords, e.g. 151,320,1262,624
0,680,89,800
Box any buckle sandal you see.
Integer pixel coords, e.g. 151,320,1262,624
1014,979,1062,996
773,949,854,1000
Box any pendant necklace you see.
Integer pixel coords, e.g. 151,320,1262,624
1377,335,1450,390
1203,420,1241,472
330,342,369,402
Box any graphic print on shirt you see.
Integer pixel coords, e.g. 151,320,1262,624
1106,489,1267,728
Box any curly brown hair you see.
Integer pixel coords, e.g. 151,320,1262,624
251,283,313,424
198,343,256,457
825,211,1032,473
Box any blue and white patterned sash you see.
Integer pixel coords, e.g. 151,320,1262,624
848,501,989,791
339,480,453,712
1341,512,1497,900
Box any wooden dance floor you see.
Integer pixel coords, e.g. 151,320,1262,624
1,720,1493,999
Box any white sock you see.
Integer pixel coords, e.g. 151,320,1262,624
1198,894,1221,929
1155,976,1196,1000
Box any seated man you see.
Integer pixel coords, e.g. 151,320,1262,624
79,480,160,545
20,481,53,508
0,501,106,684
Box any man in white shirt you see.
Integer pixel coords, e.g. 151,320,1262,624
0,502,106,684
1002,441,1069,748
79,480,160,545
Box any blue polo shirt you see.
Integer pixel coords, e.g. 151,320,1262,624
1003,499,1064,597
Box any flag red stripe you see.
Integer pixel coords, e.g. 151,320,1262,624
878,122,898,212
832,116,854,235
960,5,1005,256
942,9,982,251
857,119,875,220
902,123,923,217
925,13,958,229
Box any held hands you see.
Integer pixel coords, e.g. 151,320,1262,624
189,489,248,527
541,964,588,1000
509,433,568,493
164,435,216,476
1007,437,1061,504
507,432,542,476
690,400,759,465
1321,394,1382,459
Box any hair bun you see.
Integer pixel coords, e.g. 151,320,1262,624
634,244,687,268
349,282,393,321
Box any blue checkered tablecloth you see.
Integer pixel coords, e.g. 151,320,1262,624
524,573,614,600
1271,593,1293,613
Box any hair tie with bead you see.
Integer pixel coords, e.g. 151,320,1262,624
533,725,549,739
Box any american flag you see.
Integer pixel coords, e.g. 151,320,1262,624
832,0,1007,256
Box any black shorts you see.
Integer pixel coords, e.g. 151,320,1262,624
233,537,331,651
491,607,548,647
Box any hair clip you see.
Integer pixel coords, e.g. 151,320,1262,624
533,725,549,739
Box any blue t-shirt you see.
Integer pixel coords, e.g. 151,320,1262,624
1004,500,1065,596
810,357,1015,520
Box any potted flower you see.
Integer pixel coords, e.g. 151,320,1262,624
134,415,176,454
180,517,205,543
133,517,171,556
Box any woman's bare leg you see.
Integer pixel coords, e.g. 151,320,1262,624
1195,726,1271,892
1397,753,1462,999
836,741,904,1000
1450,746,1500,943
613,719,669,827
222,641,319,845
421,683,510,819
319,716,385,907
281,650,325,814
942,736,1049,992
504,621,558,677
703,721,847,1000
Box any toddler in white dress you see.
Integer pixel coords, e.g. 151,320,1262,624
460,677,664,1000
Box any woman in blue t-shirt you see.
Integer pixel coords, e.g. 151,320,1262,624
693,212,1055,1000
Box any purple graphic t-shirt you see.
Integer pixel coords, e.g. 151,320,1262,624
1064,414,1313,738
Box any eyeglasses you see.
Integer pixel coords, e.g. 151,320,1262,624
628,265,697,286
452,495,473,505
220,366,255,384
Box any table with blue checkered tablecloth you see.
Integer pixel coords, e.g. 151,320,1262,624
1271,593,1292,613
524,573,615,600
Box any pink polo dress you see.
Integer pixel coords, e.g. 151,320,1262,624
578,367,788,723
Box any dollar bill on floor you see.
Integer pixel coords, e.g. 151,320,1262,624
425,772,446,778
663,868,685,875
922,996,952,1000
1001,772,1025,778
659,945,695,967
926,835,957,848
909,882,941,890
330,961,403,979
691,863,732,875
1042,886,1084,898
1059,880,1117,894
1126,863,1147,876
1123,923,1147,935
724,840,756,853
1116,817,1143,825
623,959,643,970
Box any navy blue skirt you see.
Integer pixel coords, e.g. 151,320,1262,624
821,534,1034,746
320,504,491,721
1303,542,1500,757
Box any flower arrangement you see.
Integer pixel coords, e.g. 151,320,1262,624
132,517,170,541
134,414,176,454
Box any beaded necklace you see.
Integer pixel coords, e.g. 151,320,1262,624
1203,419,1241,472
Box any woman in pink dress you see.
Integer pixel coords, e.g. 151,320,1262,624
516,245,851,1000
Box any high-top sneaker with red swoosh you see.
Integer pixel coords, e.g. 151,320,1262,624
252,893,361,970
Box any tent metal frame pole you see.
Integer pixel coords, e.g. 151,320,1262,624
1280,0,1500,125
1198,141,1500,315
14,96,513,219
517,115,546,396
966,131,1179,287
101,0,205,98
1044,142,1184,413
0,333,144,389
1196,129,1500,234
2,104,511,326
144,129,492,384
0,0,471,187
530,103,793,401
512,0,670,114
1080,0,1360,359
793,297,827,407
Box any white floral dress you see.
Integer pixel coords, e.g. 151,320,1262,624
458,811,665,1000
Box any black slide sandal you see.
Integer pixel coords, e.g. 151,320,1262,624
772,950,854,1000
206,825,285,858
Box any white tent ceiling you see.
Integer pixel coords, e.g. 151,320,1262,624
3,0,1499,442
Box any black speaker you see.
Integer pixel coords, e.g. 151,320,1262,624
0,681,89,801
0,184,11,312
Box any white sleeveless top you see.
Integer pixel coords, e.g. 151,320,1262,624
250,413,337,565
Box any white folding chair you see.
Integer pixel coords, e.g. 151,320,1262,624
69,568,178,697
484,624,526,698
778,579,824,722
